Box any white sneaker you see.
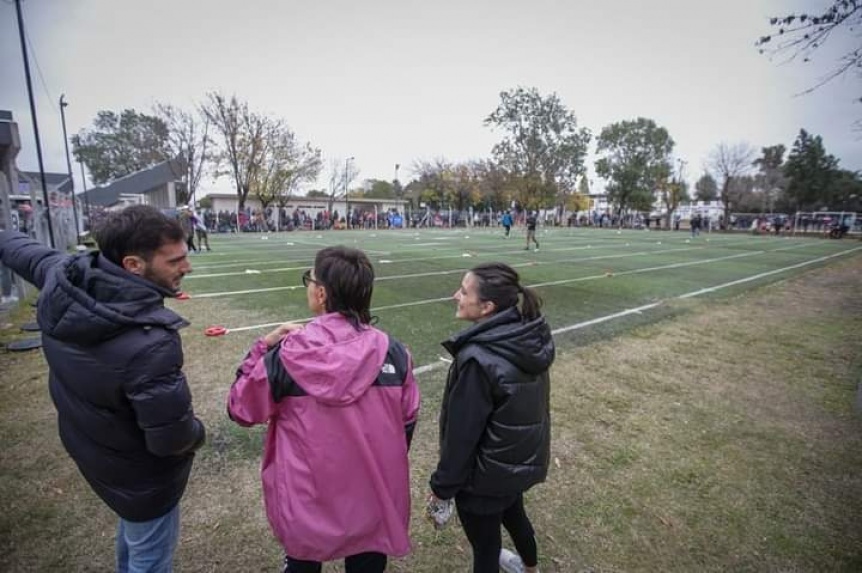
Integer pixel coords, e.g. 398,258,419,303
499,548,525,573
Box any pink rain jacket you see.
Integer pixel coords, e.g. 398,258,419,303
228,313,420,561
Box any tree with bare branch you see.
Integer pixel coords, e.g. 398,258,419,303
756,1,861,129
708,142,756,228
250,122,322,212
154,102,212,206
202,93,267,212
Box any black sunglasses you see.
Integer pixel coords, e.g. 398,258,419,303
301,269,320,288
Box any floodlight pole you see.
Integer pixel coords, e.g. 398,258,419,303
78,161,91,231
59,95,81,243
15,0,55,248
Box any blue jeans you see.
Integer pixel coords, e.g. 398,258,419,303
116,504,180,573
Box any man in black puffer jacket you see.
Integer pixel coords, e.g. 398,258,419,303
0,205,205,572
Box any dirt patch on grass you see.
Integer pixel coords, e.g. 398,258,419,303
1,258,860,571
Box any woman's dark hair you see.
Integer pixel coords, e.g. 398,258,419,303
314,246,375,329
94,205,186,266
469,262,542,321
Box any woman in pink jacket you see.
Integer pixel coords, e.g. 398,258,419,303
228,246,420,573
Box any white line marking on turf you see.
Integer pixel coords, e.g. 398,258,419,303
190,240,816,298
409,245,862,377
677,246,862,298
219,244,851,332
189,232,772,270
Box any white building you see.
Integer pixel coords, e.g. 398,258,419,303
201,193,409,220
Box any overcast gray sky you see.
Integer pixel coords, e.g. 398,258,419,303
1,0,859,196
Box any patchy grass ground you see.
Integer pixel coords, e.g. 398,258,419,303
0,257,860,572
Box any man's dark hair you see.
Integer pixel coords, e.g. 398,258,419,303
94,205,186,266
314,246,374,330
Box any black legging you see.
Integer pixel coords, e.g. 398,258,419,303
457,494,538,573
283,552,386,573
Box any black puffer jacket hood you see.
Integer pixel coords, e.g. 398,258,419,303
0,231,204,522
433,306,555,506
38,252,186,345
443,306,555,372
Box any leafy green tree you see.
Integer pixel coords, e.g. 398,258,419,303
410,159,458,209
306,189,329,198
694,173,718,201
595,117,674,214
451,164,482,211
472,160,514,211
727,175,759,213
485,87,591,211
363,179,396,199
783,129,839,211
71,109,171,185
708,142,756,226
828,169,862,211
753,145,786,213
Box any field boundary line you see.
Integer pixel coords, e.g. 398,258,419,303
220,244,844,333
190,239,814,298
412,244,862,376
186,234,769,277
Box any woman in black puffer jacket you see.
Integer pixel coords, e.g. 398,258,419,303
429,262,555,573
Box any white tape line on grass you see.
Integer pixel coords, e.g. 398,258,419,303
554,245,862,333
220,249,781,332
190,246,715,298
191,239,812,298
186,234,758,278
678,245,862,299
412,244,862,377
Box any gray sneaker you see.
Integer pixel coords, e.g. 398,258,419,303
499,548,525,573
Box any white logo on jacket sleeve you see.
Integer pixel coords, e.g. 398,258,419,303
381,363,396,374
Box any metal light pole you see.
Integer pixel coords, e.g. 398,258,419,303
15,0,55,248
59,95,81,244
344,156,354,229
79,161,90,231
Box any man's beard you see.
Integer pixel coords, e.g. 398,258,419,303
143,267,179,292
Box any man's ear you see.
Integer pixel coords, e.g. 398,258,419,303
121,255,146,276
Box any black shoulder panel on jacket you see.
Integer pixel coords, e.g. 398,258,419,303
264,346,307,402
374,336,409,387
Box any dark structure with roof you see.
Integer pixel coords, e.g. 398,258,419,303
80,158,187,210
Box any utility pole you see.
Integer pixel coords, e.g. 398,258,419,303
59,95,81,244
79,161,90,231
15,0,55,248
